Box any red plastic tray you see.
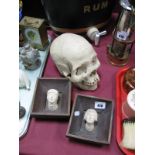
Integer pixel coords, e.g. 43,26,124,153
116,67,135,155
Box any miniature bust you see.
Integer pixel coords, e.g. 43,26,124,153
47,89,59,111
84,109,98,131
19,43,40,70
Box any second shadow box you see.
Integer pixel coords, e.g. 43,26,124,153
66,94,114,145
31,78,71,118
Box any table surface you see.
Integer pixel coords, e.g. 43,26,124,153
19,15,135,155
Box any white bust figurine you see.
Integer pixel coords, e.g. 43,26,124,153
47,89,59,111
84,109,98,131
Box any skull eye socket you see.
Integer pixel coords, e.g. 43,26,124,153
76,66,87,75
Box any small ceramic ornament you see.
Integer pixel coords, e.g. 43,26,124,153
20,43,41,70
19,16,49,50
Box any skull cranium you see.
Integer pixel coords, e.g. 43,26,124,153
50,33,100,90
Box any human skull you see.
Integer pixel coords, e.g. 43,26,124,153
50,33,100,90
84,109,98,131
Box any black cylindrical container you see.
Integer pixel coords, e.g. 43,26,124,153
41,0,115,33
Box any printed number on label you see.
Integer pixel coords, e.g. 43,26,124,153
116,31,129,40
95,101,106,109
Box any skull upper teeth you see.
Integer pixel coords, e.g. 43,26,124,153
83,78,98,86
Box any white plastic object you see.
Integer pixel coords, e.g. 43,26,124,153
87,27,107,46
19,69,30,90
